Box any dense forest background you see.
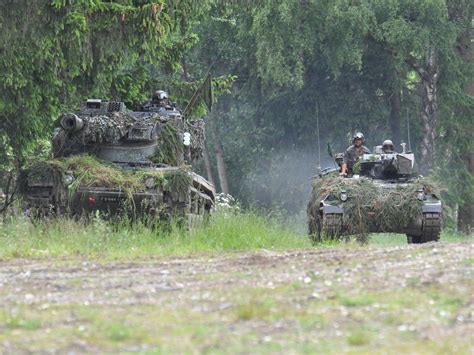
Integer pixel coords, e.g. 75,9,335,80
0,0,472,232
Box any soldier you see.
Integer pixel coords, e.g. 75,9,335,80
151,90,170,108
144,90,181,117
340,132,371,176
382,139,395,154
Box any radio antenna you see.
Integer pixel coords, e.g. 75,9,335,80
406,107,412,152
316,102,321,172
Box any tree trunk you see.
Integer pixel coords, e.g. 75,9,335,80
202,145,215,187
208,112,229,194
213,97,231,195
388,90,401,148
458,152,474,233
419,75,438,174
406,51,439,175
0,171,16,215
456,21,473,234
215,140,229,194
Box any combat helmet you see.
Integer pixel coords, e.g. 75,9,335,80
382,139,394,152
352,132,365,142
152,90,168,101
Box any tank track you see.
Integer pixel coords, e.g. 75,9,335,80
322,214,343,239
408,212,441,244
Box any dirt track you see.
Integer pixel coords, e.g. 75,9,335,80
0,241,473,353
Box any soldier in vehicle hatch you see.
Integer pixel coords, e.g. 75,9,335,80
153,90,170,107
340,132,371,176
144,90,180,116
382,139,395,154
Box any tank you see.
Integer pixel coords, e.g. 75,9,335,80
307,144,442,243
18,99,215,226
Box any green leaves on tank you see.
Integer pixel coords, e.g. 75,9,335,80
308,175,442,236
20,155,193,201
148,123,181,165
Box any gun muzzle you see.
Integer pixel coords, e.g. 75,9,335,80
60,113,84,132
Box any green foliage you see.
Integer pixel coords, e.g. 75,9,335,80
164,168,192,198
6,317,41,331
184,0,471,228
19,154,196,201
1,0,471,229
149,122,181,164
352,160,362,174
0,211,469,259
0,211,310,259
0,0,205,166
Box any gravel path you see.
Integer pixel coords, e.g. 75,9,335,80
0,241,472,353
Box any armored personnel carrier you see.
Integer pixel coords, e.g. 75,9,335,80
307,144,442,243
19,99,215,225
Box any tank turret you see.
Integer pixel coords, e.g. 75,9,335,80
52,99,204,166
358,147,415,181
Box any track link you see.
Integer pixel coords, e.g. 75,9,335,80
408,212,441,243
322,214,343,239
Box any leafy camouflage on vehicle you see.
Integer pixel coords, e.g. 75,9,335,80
19,99,214,224
308,147,443,244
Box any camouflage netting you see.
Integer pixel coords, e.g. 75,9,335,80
53,112,136,155
17,163,69,206
148,118,205,164
164,168,193,202
77,112,135,143
149,122,182,164
188,119,205,161
19,155,193,204
307,174,442,241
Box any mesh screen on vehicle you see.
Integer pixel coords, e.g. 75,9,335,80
108,102,124,112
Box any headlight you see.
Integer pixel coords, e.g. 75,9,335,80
183,132,191,146
340,191,348,202
416,190,425,201
64,174,75,185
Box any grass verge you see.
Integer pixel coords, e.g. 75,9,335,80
0,212,471,260
0,212,310,260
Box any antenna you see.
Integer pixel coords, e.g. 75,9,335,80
406,107,412,152
316,102,321,172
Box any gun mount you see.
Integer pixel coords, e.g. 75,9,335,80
358,151,415,181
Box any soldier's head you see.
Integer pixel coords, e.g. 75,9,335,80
152,90,169,107
382,139,394,153
352,132,365,147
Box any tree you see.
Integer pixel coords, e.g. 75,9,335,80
0,0,199,168
185,0,471,223
445,0,474,233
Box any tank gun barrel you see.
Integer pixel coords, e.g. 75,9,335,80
60,113,84,132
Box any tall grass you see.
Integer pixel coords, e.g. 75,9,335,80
0,212,311,260
0,212,470,260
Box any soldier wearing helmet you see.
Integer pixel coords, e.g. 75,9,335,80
382,139,395,154
151,90,170,108
144,90,181,117
340,132,371,176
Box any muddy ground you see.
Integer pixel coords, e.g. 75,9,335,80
0,241,472,353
